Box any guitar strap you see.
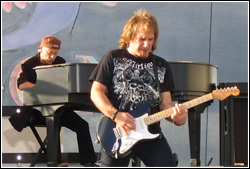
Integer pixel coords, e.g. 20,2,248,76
152,54,162,103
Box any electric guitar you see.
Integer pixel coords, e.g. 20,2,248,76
96,87,240,159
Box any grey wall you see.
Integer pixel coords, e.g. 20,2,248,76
2,2,248,167
2,2,248,105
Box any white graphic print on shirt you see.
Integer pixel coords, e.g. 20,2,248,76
113,57,166,111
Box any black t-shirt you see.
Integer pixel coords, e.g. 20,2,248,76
90,49,175,133
17,53,66,88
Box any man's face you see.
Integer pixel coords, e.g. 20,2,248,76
40,47,59,65
127,25,155,59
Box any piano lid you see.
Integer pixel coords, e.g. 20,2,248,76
169,61,218,101
23,63,97,106
33,63,72,69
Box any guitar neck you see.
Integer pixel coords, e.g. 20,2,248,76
145,93,213,126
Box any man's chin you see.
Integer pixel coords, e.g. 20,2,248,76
139,52,150,58
46,61,53,65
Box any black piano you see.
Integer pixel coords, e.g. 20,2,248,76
169,61,218,166
23,63,99,166
23,62,217,166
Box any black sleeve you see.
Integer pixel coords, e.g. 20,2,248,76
89,50,115,87
162,61,175,92
17,62,37,88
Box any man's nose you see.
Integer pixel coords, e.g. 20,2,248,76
50,54,57,59
143,40,149,47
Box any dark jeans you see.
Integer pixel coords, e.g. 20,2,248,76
99,134,176,167
32,108,96,165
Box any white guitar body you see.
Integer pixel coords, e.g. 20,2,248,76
115,113,160,155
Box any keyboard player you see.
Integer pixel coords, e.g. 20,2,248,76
13,35,98,167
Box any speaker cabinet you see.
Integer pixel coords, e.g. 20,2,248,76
219,82,248,167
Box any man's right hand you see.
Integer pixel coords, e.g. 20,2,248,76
114,111,136,136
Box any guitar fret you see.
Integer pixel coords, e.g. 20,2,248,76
188,101,193,108
184,94,213,109
145,108,171,125
161,111,166,119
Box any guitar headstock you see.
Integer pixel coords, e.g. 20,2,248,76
212,87,240,101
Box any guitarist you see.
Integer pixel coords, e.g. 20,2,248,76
90,9,188,167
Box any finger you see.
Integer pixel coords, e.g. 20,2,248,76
179,104,188,114
171,106,177,119
175,103,180,113
126,113,135,122
124,113,136,128
120,126,129,137
126,122,136,130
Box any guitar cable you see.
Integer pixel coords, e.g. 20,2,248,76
96,146,114,164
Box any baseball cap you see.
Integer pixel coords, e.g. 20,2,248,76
39,35,61,49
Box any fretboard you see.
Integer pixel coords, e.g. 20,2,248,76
144,93,213,125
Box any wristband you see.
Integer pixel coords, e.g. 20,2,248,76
112,110,119,121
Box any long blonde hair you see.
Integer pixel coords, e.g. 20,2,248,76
119,9,159,51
